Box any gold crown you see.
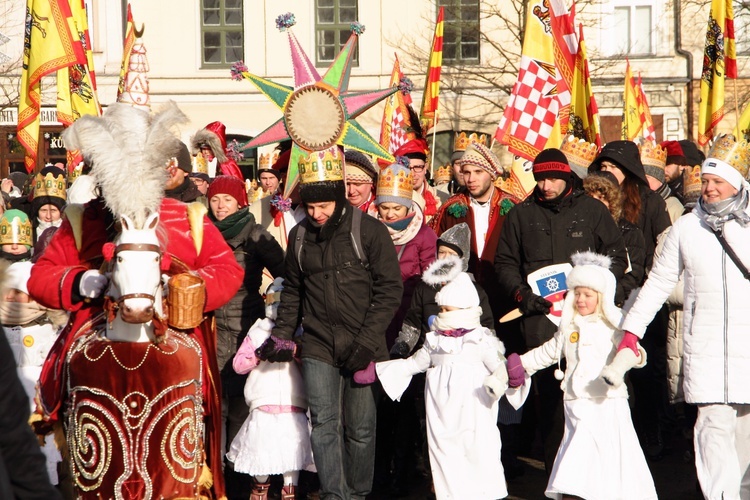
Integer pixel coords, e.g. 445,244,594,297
706,134,750,178
559,134,598,168
258,151,279,171
376,165,413,201
684,165,703,195
68,163,83,185
434,164,452,184
638,140,667,170
192,151,208,174
34,172,66,200
298,147,344,184
454,132,488,152
0,214,32,247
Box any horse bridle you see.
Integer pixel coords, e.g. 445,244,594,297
109,242,162,304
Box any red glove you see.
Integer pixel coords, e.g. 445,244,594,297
617,331,640,356
506,353,526,388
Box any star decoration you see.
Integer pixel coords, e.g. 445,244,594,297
233,13,397,198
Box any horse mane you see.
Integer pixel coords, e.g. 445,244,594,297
62,101,188,228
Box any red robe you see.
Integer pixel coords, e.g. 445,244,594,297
29,196,243,499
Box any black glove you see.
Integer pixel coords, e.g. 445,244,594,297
516,288,552,315
389,340,411,360
342,341,375,373
255,335,297,362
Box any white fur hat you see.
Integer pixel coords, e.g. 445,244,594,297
4,261,33,295
436,272,479,309
559,251,623,328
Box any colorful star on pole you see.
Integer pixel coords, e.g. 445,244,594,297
232,13,397,198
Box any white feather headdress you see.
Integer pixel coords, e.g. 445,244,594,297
62,101,188,228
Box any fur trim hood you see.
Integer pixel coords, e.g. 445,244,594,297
190,121,228,164
422,254,463,287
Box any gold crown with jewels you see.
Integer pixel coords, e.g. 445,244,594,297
559,134,598,168
638,140,667,170
706,134,750,178
258,151,280,171
454,132,488,152
298,146,344,184
0,212,32,247
434,164,452,184
376,163,413,200
33,171,66,200
684,164,703,195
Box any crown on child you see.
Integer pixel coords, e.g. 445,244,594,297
454,132,488,152
706,134,750,178
638,140,667,170
298,146,344,184
0,214,32,247
559,134,598,166
33,171,66,200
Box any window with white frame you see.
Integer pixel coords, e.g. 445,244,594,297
315,0,358,66
602,1,655,57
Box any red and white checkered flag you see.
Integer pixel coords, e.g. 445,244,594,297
496,56,560,160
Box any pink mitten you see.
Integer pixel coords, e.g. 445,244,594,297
353,362,377,385
233,336,260,374
617,331,641,356
507,353,526,388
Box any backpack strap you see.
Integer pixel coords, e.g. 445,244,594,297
294,221,308,274
349,208,368,268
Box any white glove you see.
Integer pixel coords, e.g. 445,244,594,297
483,364,509,401
79,270,108,299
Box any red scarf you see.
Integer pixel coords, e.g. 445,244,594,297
422,187,438,217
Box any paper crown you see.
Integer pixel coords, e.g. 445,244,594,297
684,164,702,196
639,140,667,169
559,135,598,173
434,164,452,184
68,163,83,185
298,146,344,184
258,151,280,171
34,171,67,200
376,161,413,203
192,151,208,174
706,134,750,178
454,132,488,153
0,210,33,247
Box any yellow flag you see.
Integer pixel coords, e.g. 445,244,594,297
18,0,85,172
735,101,750,141
621,61,642,140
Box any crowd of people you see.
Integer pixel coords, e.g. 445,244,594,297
2,98,750,500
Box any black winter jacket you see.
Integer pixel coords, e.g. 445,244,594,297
495,188,628,348
637,185,672,271
273,207,403,365
619,217,646,299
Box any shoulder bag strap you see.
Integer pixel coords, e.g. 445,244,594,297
713,228,750,280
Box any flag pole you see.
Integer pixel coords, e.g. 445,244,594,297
734,77,740,130
430,108,438,178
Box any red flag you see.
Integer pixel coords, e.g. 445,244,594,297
380,55,415,154
420,7,443,132
549,1,577,133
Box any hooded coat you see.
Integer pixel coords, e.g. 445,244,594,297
191,121,243,180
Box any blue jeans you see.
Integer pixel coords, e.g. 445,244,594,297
302,358,378,500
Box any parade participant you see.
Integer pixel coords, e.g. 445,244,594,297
28,102,243,499
165,141,205,203
583,171,646,301
495,148,627,472
255,148,282,199
559,134,598,180
191,120,244,179
432,142,520,328
190,171,211,196
640,140,684,223
376,271,509,500
395,132,443,224
345,149,378,215
618,135,750,499
10,164,67,244
207,174,285,496
257,146,402,500
228,278,314,500
660,139,704,205
371,157,436,496
444,131,489,196
1,261,67,488
504,252,655,499
0,209,33,262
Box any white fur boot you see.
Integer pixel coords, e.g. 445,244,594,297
601,345,647,387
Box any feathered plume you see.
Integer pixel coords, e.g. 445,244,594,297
62,101,188,228
570,251,612,270
422,254,463,287
405,104,424,140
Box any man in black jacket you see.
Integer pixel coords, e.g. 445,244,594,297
495,148,628,472
260,146,403,499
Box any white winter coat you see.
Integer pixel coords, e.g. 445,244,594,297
622,201,750,404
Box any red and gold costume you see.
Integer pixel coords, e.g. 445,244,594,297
29,196,243,499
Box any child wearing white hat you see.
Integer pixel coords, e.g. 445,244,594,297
376,270,509,500
499,251,656,499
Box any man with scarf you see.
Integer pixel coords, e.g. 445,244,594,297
395,138,444,224
256,146,403,500
495,147,627,473
619,136,750,499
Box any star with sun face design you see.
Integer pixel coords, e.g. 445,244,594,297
232,13,397,198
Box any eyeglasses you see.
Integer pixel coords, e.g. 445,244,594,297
410,164,426,172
